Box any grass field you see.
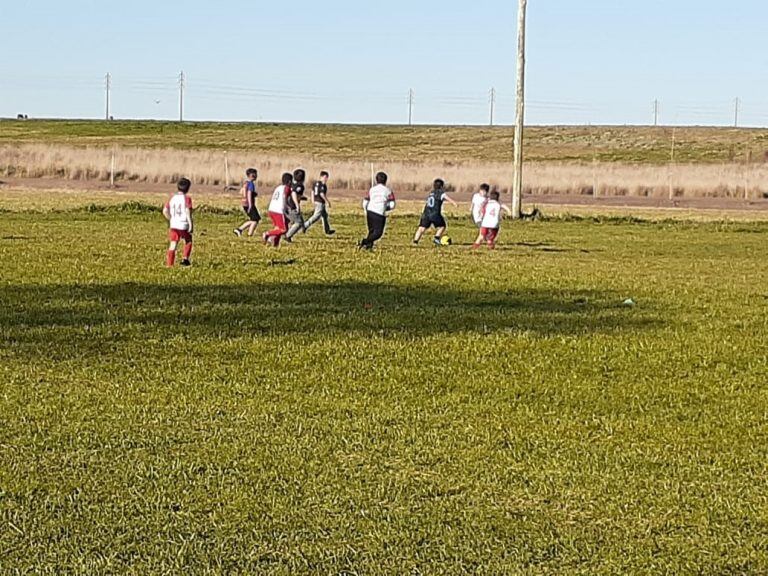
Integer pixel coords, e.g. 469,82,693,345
3,119,768,163
1,200,767,573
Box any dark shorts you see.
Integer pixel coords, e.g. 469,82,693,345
242,205,261,222
419,213,446,229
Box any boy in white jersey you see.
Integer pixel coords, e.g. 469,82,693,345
472,190,511,250
471,183,490,227
263,172,294,247
162,178,194,266
359,171,396,250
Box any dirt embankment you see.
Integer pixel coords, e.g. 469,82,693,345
2,177,768,214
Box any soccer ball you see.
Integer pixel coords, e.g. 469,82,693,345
440,236,452,246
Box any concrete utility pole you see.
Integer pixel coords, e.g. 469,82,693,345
734,97,740,128
179,71,185,122
511,0,527,219
489,87,496,126
408,89,414,126
653,99,659,127
105,73,111,120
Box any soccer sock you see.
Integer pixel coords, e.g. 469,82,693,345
166,249,176,267
182,243,192,260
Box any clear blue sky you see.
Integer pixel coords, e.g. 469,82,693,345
2,0,767,126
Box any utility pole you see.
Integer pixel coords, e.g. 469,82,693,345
408,89,414,126
179,71,185,122
489,87,496,126
734,97,740,128
511,0,527,219
105,73,111,120
653,99,659,127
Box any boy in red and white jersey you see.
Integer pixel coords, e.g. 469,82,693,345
473,190,511,249
162,177,194,266
471,183,490,228
263,172,294,247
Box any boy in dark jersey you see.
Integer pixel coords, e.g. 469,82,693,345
303,171,336,235
284,168,307,242
234,168,260,237
412,178,458,246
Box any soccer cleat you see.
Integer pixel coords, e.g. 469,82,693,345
327,230,336,236
433,237,442,246
234,228,242,237
180,259,191,266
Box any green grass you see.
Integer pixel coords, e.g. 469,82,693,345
1,206,767,574
3,119,768,163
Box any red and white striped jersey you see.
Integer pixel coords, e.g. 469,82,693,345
480,199,502,229
269,185,289,214
165,193,193,230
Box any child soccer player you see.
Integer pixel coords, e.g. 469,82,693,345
359,171,396,251
284,168,307,242
162,177,194,267
303,170,336,235
473,190,512,249
471,183,490,228
234,168,260,237
412,178,458,245
263,172,294,247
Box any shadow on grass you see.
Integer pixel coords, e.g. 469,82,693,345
1,282,659,359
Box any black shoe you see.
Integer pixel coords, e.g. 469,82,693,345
180,259,191,267
233,228,242,237
283,235,293,243
326,230,336,236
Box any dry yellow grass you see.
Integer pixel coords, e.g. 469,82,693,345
1,143,767,199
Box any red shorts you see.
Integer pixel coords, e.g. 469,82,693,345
169,229,192,243
480,227,498,243
268,211,287,232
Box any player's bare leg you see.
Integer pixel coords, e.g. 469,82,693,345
412,226,427,245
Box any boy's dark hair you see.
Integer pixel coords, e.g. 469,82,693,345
293,168,306,183
434,178,445,190
490,190,500,201
480,183,490,193
281,172,293,185
177,178,191,193
320,170,329,178
246,168,258,178
375,171,388,185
